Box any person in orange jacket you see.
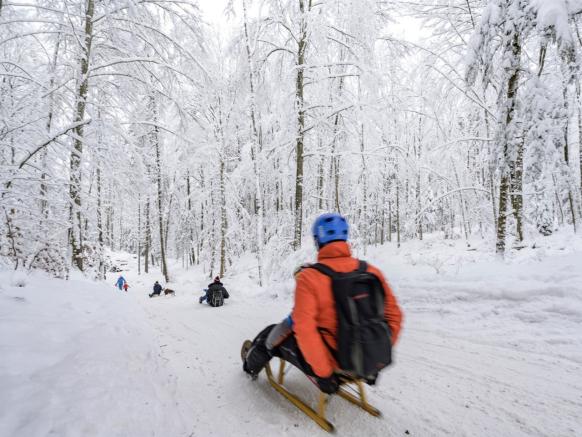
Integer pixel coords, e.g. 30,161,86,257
242,213,403,394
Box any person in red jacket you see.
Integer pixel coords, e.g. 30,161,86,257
242,213,403,394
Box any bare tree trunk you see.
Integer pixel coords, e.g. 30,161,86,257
144,197,150,274
317,148,324,210
69,0,95,271
553,173,565,225
219,159,227,277
138,194,141,275
578,81,582,202
360,123,368,254
242,0,264,285
293,0,310,250
387,202,393,243
186,173,196,266
163,193,172,253
484,109,497,229
106,203,111,247
562,83,577,232
329,76,344,213
510,139,525,243
97,165,103,245
381,158,389,245
396,170,401,248
96,163,104,278
452,160,470,242
496,32,521,255
209,190,216,278
154,124,169,282
3,208,19,269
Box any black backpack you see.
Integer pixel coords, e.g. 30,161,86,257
209,285,224,307
308,261,392,380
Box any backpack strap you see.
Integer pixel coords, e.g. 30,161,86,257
308,260,368,277
307,263,338,278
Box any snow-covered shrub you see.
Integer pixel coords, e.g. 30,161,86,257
27,247,69,280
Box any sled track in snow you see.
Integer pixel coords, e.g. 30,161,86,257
139,292,581,437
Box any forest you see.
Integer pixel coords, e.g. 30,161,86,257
1,0,581,282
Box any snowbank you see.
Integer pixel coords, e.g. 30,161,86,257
0,270,188,437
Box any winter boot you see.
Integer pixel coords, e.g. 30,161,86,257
241,340,258,380
241,339,252,362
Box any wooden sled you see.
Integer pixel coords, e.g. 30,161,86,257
264,358,382,433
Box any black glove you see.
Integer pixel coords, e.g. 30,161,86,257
366,374,378,386
316,374,339,394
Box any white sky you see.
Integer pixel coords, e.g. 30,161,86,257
197,0,426,43
199,0,237,27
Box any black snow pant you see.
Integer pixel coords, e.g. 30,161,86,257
243,324,316,378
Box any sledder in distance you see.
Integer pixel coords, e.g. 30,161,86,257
199,276,229,307
241,213,403,432
149,281,175,297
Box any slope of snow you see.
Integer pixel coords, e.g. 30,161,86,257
2,232,582,436
0,271,189,437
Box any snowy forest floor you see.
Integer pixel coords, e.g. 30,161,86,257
1,232,582,437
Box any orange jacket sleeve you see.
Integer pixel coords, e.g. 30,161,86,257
369,266,403,345
291,270,335,378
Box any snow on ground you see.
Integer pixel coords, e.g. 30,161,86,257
1,231,582,437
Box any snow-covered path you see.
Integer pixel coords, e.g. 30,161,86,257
2,239,582,437
135,289,581,437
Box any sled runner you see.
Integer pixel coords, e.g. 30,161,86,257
264,358,381,433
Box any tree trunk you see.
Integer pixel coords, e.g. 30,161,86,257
69,0,95,271
452,160,470,242
144,197,150,274
496,174,511,254
242,0,264,285
219,159,227,277
496,32,521,255
396,170,401,248
293,0,309,250
96,163,104,278
186,173,196,266
97,165,103,246
154,124,169,282
578,81,582,202
138,194,141,275
329,76,344,213
360,123,368,254
317,149,324,210
3,208,19,269
562,83,577,232
381,158,389,245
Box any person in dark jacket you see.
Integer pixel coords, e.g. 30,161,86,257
149,281,163,298
199,276,229,306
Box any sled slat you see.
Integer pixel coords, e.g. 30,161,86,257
265,362,335,433
263,359,383,432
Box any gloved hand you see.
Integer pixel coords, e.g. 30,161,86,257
366,374,378,386
316,374,339,394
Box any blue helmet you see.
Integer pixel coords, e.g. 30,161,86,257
312,213,349,249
